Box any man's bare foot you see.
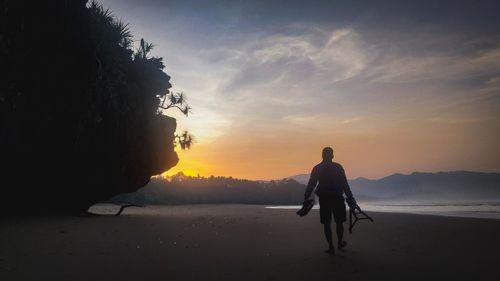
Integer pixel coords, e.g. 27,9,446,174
324,248,335,255
338,240,347,250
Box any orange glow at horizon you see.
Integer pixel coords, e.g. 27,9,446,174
162,115,500,180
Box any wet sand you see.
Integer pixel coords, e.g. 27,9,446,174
1,205,499,281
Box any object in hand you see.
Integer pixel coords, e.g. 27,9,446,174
296,199,315,217
349,205,374,234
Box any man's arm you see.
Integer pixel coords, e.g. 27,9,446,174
304,167,318,200
340,166,357,208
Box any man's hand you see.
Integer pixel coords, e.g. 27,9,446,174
296,199,314,217
346,197,357,209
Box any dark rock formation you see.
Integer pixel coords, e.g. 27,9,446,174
0,0,179,214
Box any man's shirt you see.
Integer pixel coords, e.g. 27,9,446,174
304,160,354,201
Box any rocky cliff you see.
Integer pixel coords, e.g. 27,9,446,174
0,0,179,214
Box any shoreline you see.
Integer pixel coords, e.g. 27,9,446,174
91,201,500,220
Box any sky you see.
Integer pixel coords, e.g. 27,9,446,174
99,0,500,180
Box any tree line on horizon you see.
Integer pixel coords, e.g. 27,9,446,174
113,172,305,205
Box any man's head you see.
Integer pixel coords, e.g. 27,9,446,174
322,147,334,161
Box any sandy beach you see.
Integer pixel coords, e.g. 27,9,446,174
1,205,499,281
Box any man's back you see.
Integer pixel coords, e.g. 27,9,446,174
315,161,347,196
305,160,353,200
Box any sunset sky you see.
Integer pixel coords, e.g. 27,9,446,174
100,0,500,180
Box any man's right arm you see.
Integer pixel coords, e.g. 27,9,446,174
304,166,318,200
340,165,357,208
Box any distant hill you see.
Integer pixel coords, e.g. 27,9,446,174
288,171,500,201
288,174,311,185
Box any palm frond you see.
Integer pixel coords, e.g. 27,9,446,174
115,20,132,48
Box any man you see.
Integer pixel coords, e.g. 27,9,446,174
304,147,357,254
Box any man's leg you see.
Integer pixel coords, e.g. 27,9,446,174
323,223,334,253
319,196,334,253
332,196,347,250
336,222,346,249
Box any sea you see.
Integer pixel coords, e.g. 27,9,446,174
266,200,500,220
90,201,500,220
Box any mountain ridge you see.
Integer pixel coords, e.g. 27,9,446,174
288,170,500,183
287,170,500,201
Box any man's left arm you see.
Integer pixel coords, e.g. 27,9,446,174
304,167,318,200
340,166,357,208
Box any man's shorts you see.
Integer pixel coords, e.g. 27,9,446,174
319,195,346,224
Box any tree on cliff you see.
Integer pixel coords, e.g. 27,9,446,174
0,0,189,214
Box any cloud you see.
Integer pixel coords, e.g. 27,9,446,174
480,75,500,93
218,28,372,95
185,26,500,142
339,117,362,124
369,44,500,84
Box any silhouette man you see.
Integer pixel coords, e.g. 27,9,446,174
304,147,357,254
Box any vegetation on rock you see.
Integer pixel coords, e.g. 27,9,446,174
0,0,189,214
